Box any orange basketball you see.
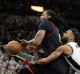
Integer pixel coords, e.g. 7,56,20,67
5,40,22,56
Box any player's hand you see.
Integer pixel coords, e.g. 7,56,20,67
20,39,28,44
25,45,38,54
20,39,28,47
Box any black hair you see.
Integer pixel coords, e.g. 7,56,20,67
70,28,80,44
46,10,65,26
46,10,57,22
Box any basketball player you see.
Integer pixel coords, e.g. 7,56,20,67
31,28,80,74
19,10,68,74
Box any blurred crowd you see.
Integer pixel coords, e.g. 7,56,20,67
0,14,80,74
0,50,22,74
0,14,40,45
0,14,40,74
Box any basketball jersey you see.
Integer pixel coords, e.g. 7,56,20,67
64,42,80,74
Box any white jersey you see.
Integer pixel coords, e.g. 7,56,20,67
64,42,80,74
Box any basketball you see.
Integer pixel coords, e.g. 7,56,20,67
5,40,22,56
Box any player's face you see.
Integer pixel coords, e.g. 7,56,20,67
40,11,50,20
62,30,74,39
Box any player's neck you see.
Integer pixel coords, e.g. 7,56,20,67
67,39,74,43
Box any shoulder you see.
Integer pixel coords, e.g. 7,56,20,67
39,20,51,30
40,20,54,26
56,44,72,52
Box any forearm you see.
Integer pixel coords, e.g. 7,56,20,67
33,58,49,64
34,51,62,64
34,55,56,64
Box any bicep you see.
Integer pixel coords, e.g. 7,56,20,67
34,30,46,46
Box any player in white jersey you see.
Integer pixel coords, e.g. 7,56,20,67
31,28,80,74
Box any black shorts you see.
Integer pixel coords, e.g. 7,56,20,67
18,62,68,74
18,55,69,74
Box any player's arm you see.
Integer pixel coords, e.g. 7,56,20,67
26,30,46,46
26,30,46,53
33,30,46,46
20,30,46,46
31,46,65,64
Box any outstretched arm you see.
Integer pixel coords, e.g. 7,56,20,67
20,30,46,46
31,46,65,64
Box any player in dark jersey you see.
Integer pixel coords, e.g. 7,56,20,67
19,10,68,74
